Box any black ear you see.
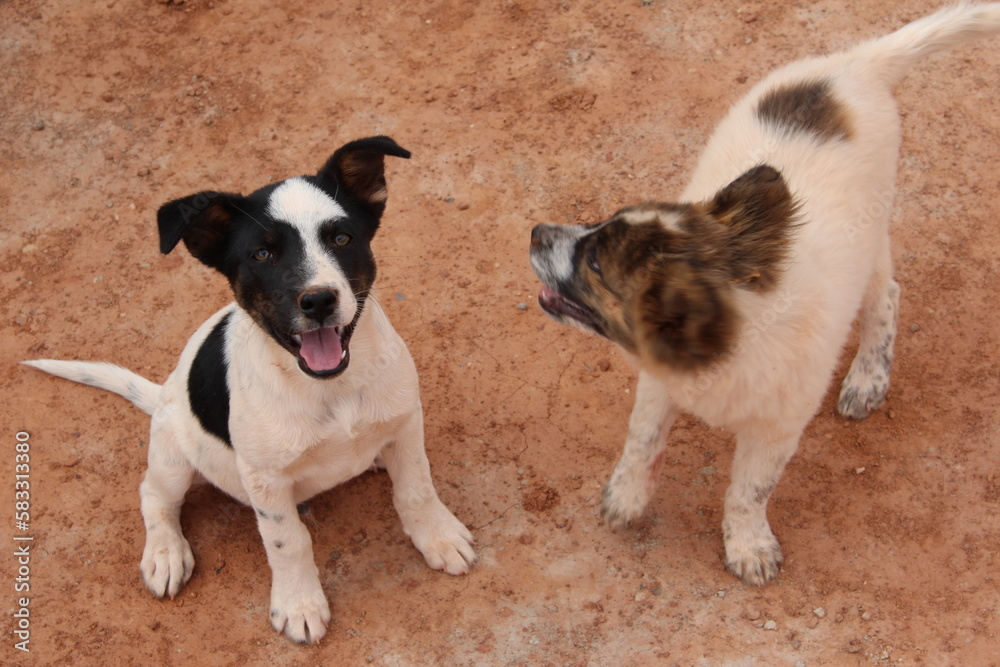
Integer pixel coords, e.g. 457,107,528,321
636,259,737,370
700,164,797,290
157,191,244,272
317,136,411,218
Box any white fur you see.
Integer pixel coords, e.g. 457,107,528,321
267,177,357,325
598,3,1000,584
26,292,475,641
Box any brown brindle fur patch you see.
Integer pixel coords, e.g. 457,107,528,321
696,164,799,291
569,165,798,370
755,78,853,142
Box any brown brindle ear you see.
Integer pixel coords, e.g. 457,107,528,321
700,164,798,291
318,136,411,218
635,258,737,370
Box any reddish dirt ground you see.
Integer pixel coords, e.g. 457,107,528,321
2,1,999,664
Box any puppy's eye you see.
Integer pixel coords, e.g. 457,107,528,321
333,233,352,247
252,248,272,262
586,246,601,274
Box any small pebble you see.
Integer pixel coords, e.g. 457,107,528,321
31,119,46,131
516,303,527,310
747,607,761,621
596,358,611,372
813,607,826,618
763,620,777,631
910,324,920,333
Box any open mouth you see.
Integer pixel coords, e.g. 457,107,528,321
290,322,355,378
538,286,598,329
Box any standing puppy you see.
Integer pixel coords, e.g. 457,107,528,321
530,5,1000,584
25,136,475,643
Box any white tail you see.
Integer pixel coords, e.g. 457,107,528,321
23,360,162,416
850,2,1000,86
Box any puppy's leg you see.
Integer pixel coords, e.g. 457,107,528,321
139,421,196,599
382,409,476,575
239,462,330,644
722,429,801,585
838,243,900,419
601,371,679,529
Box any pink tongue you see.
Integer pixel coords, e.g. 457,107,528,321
299,327,344,372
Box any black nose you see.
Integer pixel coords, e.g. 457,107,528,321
298,288,337,322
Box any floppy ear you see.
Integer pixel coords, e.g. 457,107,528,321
636,258,737,370
317,135,411,220
700,164,797,290
157,191,245,273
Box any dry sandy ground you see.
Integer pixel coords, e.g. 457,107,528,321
2,0,999,664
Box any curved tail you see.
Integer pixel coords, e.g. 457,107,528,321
23,360,162,416
850,2,1000,86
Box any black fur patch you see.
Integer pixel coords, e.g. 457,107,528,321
188,312,233,447
756,78,853,142
157,137,410,381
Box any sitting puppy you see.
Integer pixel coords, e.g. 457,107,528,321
25,136,475,643
530,5,1000,584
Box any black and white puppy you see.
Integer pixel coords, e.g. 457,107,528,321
25,136,476,643
530,5,1000,584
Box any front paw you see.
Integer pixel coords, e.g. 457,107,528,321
600,474,652,530
403,502,476,575
269,579,331,644
140,530,195,599
723,523,783,586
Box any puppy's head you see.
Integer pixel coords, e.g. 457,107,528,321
530,165,796,370
157,136,411,379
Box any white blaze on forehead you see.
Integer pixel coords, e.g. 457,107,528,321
619,207,685,232
266,177,356,323
266,177,346,228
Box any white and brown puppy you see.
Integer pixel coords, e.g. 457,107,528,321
25,136,475,643
530,5,1000,584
